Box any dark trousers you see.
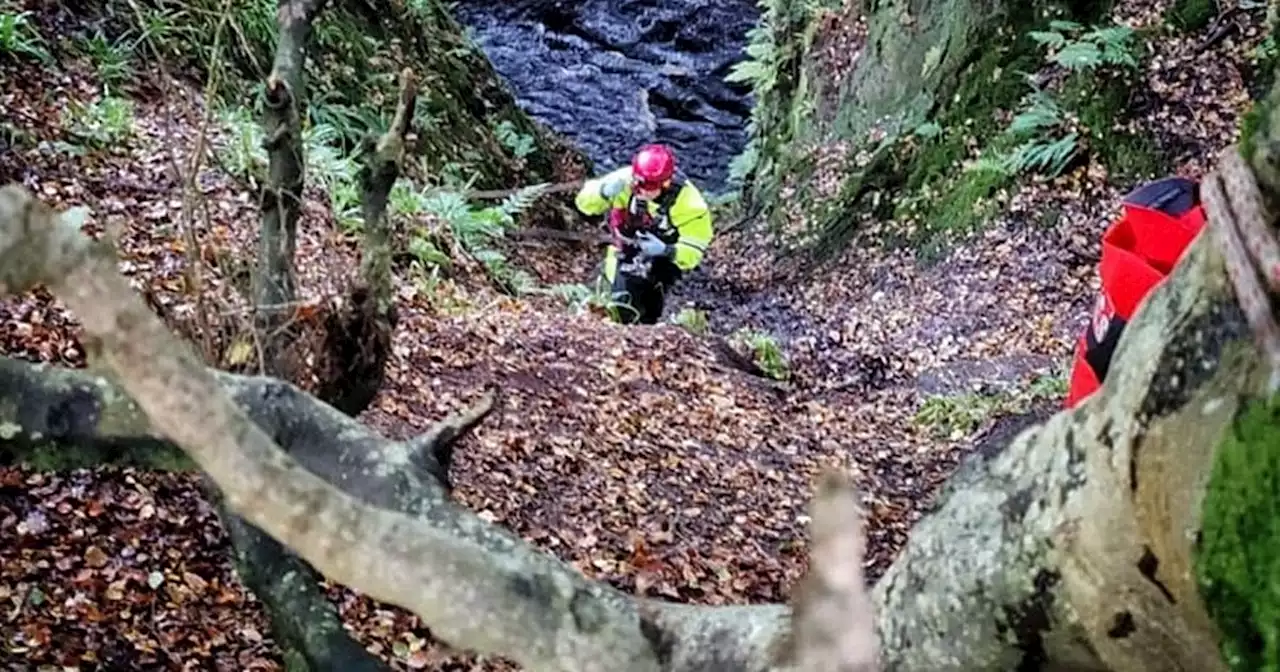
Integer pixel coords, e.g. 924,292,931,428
611,256,683,324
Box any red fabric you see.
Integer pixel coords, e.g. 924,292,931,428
607,207,627,248
1065,337,1100,408
1098,203,1205,319
1064,201,1206,408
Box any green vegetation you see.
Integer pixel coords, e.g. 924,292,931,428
913,372,1067,439
32,0,572,190
727,0,1167,263
1,438,193,472
7,0,576,316
731,327,791,381
1165,0,1216,33
673,307,710,335
403,184,550,296
1195,393,1280,671
0,7,51,63
58,95,135,153
1247,6,1279,99
889,16,1159,253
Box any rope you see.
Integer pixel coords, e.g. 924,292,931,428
1203,147,1280,390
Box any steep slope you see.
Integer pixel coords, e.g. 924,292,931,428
0,0,1273,670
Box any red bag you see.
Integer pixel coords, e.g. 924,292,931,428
1065,177,1207,408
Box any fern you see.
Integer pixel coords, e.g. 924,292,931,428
1008,88,1064,135
1007,132,1079,176
1028,30,1068,48
499,182,551,216
1049,19,1084,31
1051,40,1103,69
420,191,472,228
493,120,537,159
1033,20,1138,72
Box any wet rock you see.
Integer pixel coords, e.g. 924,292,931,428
451,0,758,192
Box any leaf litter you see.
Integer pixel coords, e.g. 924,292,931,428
0,0,1271,668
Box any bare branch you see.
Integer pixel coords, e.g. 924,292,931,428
254,0,331,363
406,386,499,489
359,66,418,314
1203,149,1280,387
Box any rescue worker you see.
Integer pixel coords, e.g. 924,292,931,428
1065,175,1206,408
574,143,714,324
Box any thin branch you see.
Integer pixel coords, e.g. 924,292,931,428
1202,148,1280,388
509,227,613,245
253,0,331,361
358,67,417,314
788,472,880,672
406,387,499,489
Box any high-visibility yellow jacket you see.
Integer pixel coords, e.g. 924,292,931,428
575,166,714,273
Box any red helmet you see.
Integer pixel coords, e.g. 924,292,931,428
631,144,676,189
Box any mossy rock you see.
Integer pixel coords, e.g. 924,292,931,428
1195,392,1280,671
1164,0,1216,34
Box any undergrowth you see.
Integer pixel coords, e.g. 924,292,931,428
893,17,1160,258
4,0,565,306
731,328,791,381
914,372,1068,439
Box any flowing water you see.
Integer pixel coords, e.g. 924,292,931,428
451,0,759,192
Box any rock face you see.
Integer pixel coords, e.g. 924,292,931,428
451,0,758,192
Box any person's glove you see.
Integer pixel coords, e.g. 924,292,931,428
635,231,672,258
600,176,628,200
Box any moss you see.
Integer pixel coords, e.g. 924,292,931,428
1061,70,1167,182
1239,103,1266,165
1246,35,1279,103
1194,392,1280,671
881,11,1048,251
1164,0,1216,34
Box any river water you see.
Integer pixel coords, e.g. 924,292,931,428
451,0,759,193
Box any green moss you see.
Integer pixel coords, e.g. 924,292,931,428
882,17,1046,251
1165,0,1216,33
1195,393,1280,671
1239,103,1266,165
1061,71,1166,182
1246,35,1279,102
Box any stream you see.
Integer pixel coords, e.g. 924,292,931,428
450,0,759,193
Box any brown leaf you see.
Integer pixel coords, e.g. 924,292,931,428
84,545,109,568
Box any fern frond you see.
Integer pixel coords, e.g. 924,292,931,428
500,182,551,216
1052,41,1102,70
1028,30,1067,48
421,191,472,226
